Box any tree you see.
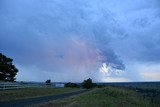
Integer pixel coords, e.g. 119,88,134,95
0,53,18,82
82,78,94,89
45,79,51,85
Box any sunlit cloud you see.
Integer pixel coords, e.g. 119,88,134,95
102,77,130,82
99,63,124,76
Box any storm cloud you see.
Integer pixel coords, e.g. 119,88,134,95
0,0,160,82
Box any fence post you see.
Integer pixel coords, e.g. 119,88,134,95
3,84,5,90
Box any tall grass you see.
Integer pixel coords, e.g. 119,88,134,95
37,86,152,107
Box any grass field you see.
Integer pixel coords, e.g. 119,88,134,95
0,87,80,102
35,86,159,107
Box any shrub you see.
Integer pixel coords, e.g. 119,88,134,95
65,82,80,88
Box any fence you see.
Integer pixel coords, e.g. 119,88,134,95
0,82,27,90
0,82,65,90
0,82,62,90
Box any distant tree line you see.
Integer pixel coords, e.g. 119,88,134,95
64,78,106,89
65,82,80,88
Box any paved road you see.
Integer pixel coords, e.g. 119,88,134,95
0,89,90,107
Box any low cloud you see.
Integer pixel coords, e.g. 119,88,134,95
139,63,160,81
102,77,130,82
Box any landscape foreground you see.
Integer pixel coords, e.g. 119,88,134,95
34,84,160,107
0,82,160,107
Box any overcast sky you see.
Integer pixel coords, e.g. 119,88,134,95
0,0,160,82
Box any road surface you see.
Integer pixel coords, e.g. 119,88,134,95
0,89,89,107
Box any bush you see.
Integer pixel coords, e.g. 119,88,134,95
97,84,105,88
65,82,80,88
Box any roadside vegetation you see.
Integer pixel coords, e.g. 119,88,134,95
65,82,80,88
34,86,159,107
0,87,80,102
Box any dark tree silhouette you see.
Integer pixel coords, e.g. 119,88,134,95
45,79,51,85
0,53,18,82
82,78,94,89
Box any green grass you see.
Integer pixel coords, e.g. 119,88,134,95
0,87,80,102
35,86,152,107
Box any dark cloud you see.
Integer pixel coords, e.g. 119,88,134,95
0,0,160,82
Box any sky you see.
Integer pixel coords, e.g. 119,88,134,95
0,0,160,82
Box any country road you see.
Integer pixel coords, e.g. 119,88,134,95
0,89,90,107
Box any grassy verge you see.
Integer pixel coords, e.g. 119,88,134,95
0,87,80,102
35,86,152,107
